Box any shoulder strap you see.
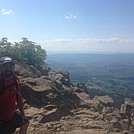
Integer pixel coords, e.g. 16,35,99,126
13,75,19,101
0,75,4,96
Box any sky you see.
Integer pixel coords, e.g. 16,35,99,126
0,0,134,54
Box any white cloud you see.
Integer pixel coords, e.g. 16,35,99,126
1,9,13,15
77,38,120,44
65,12,79,20
36,37,134,53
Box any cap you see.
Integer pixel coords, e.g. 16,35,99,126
0,56,15,65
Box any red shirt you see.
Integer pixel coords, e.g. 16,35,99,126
0,76,20,121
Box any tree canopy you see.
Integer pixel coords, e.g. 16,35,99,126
0,37,47,72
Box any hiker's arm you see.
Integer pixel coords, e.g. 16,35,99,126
17,93,25,116
16,77,25,116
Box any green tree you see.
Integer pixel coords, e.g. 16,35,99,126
0,37,13,57
0,37,47,73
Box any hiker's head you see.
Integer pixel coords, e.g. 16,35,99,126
0,56,15,78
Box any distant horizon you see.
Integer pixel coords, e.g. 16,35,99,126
47,51,134,55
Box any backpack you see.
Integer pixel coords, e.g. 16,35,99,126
0,75,19,100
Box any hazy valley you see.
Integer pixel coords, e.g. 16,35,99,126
47,53,134,107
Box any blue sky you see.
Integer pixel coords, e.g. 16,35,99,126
0,0,134,53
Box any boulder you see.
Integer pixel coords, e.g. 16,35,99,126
93,95,114,107
48,68,70,86
120,98,134,115
15,61,41,78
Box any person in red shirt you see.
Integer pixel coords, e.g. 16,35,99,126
0,56,29,134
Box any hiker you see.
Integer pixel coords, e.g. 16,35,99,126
0,56,29,134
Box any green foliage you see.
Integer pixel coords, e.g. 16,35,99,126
0,37,13,57
0,37,47,72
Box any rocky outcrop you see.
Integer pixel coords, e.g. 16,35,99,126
19,75,134,134
13,63,134,134
119,98,134,132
